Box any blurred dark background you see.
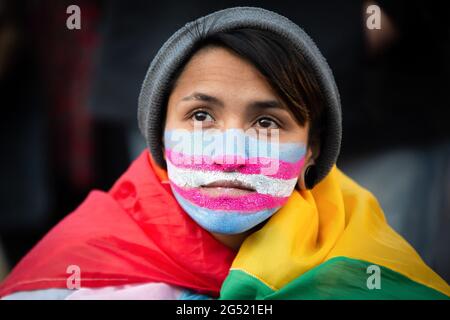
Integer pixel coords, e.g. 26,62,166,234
0,0,449,282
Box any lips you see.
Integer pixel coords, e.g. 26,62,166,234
166,160,299,197
200,180,256,197
170,182,288,211
202,180,256,191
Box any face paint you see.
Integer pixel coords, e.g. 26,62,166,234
164,128,306,234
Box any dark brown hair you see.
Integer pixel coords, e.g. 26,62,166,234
167,28,324,158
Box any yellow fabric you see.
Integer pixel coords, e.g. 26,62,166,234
231,166,450,296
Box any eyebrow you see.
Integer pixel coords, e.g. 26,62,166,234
181,92,224,107
180,91,284,111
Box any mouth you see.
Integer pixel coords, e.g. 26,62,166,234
200,180,256,196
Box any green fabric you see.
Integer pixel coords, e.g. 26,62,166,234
219,257,450,300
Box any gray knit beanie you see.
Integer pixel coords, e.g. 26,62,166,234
138,6,342,188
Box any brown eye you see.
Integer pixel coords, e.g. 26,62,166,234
256,117,279,129
192,111,214,122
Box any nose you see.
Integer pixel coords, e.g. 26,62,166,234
207,128,249,171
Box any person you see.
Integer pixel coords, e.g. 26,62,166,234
0,6,449,300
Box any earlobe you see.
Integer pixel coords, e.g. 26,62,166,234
303,165,317,189
297,163,317,190
297,148,316,190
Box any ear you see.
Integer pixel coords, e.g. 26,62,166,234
297,147,315,190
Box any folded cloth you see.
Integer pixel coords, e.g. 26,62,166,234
0,150,448,299
219,166,450,299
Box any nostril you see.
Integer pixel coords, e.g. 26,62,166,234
214,162,246,173
221,163,245,172
212,154,225,165
212,155,246,169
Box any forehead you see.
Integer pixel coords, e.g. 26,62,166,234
170,46,278,101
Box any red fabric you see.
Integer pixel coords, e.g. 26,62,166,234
0,150,236,298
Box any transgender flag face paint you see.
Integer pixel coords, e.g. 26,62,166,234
164,128,306,234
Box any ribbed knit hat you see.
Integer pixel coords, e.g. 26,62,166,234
138,6,342,188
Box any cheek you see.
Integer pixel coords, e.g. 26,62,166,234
259,142,306,178
164,118,188,132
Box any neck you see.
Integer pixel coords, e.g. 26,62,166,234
210,220,268,251
210,231,252,252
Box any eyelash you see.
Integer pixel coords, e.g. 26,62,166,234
187,108,283,129
187,108,215,123
254,116,281,129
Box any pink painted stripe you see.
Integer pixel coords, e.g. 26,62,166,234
170,182,287,212
165,149,304,179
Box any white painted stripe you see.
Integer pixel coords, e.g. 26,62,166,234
166,160,297,197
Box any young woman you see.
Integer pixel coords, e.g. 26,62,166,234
1,7,449,300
